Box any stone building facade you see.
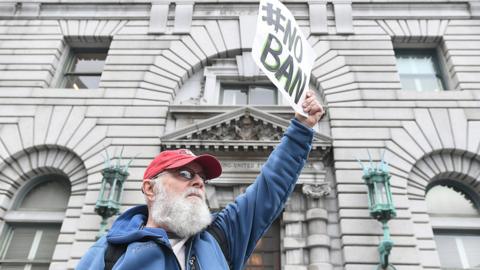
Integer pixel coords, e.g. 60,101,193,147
0,0,479,270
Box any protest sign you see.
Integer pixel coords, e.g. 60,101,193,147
252,0,316,117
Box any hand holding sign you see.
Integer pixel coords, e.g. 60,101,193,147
296,90,325,128
252,0,316,117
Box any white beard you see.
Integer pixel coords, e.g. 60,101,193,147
150,182,212,238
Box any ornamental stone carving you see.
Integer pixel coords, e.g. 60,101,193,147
302,183,331,199
194,113,283,141
161,106,332,152
197,124,237,140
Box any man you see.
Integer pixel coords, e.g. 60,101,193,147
77,90,325,270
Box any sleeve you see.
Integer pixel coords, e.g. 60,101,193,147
75,236,107,270
211,118,314,270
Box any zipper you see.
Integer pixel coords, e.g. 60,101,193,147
154,238,183,270
185,238,198,270
188,255,197,270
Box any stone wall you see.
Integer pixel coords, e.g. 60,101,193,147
0,1,479,269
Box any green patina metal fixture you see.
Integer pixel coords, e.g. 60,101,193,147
95,148,132,238
359,152,397,270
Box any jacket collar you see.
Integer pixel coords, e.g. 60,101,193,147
106,205,170,246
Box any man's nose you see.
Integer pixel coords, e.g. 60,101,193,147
190,174,205,189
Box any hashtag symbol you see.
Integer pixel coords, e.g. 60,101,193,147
262,2,285,33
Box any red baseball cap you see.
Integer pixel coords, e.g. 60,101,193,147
143,149,222,181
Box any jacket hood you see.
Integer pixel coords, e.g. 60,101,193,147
106,205,169,245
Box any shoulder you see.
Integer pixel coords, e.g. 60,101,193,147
76,237,108,270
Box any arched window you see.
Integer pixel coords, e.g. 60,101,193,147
0,174,71,270
426,180,480,269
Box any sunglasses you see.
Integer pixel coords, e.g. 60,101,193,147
152,167,208,183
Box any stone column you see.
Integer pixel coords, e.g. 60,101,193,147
302,183,333,270
283,192,308,270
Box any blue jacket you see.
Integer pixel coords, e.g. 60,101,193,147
77,118,313,270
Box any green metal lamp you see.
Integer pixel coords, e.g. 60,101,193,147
95,150,132,238
360,153,397,270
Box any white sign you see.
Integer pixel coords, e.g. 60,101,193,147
252,0,316,117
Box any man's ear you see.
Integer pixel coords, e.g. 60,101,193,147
142,180,156,202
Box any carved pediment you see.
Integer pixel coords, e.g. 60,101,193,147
161,107,331,152
176,112,283,141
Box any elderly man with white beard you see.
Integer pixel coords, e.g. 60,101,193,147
77,90,325,270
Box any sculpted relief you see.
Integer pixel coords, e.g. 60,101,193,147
194,113,283,141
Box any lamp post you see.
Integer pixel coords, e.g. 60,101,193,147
95,151,132,238
360,154,396,270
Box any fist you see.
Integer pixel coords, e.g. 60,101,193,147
295,90,325,128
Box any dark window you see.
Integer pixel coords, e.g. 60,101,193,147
426,181,480,269
395,49,446,91
19,180,70,211
0,175,71,269
221,84,277,105
1,224,62,270
245,219,281,270
433,232,480,269
64,50,108,89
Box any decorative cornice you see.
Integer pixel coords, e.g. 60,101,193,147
0,2,471,20
309,1,328,34
470,0,480,18
169,105,295,114
352,2,469,19
149,1,169,34
333,0,354,34
161,106,332,151
173,2,194,34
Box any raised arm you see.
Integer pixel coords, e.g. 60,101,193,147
211,90,324,270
